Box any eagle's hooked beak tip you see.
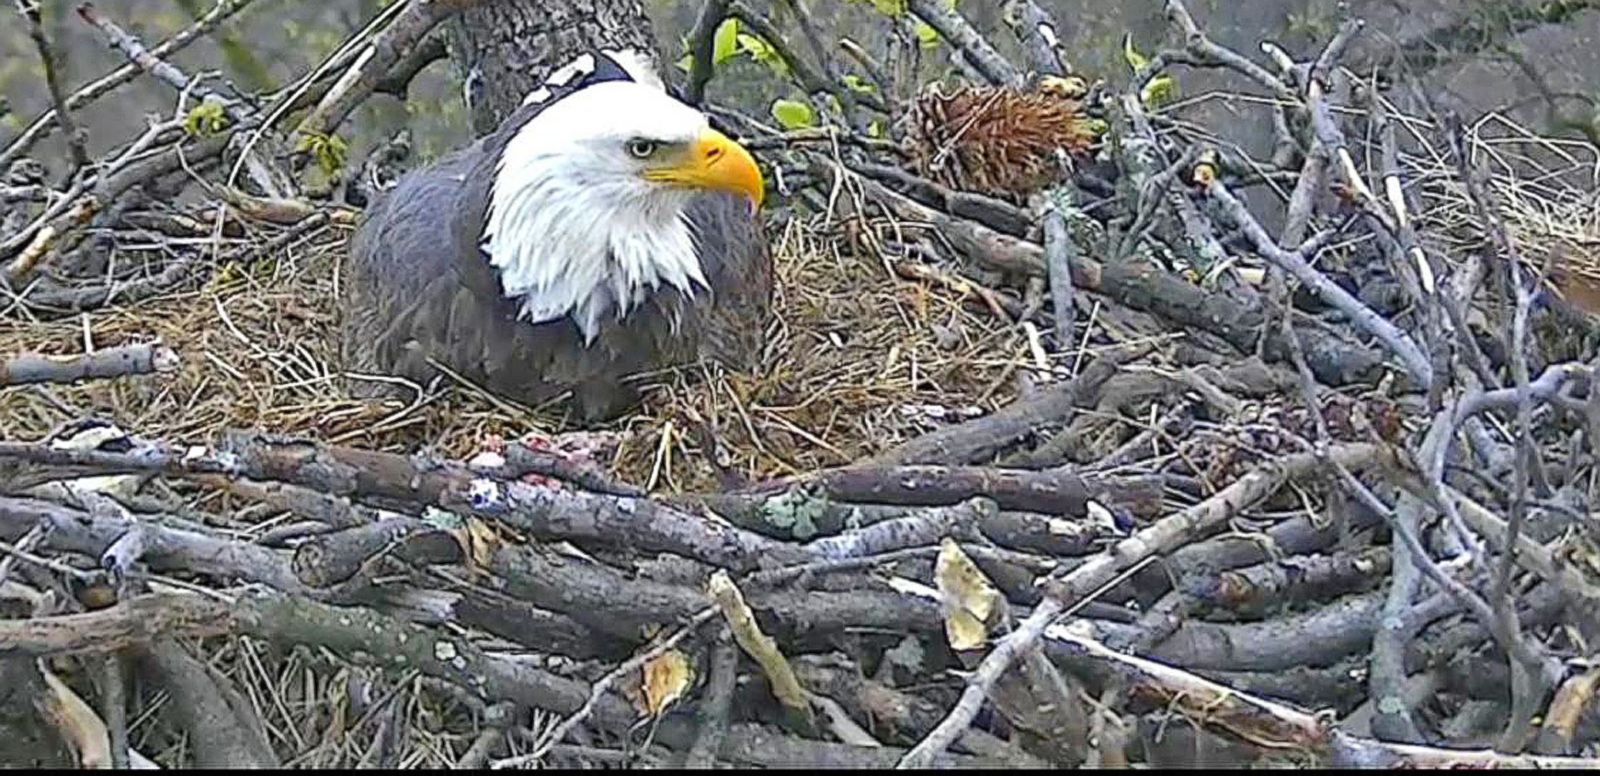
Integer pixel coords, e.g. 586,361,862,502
673,128,765,210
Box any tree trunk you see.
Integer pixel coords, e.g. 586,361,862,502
446,0,660,137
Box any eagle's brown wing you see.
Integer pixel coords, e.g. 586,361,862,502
684,192,774,372
339,111,772,422
339,143,479,400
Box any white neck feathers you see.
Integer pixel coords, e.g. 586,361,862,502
481,155,705,341
479,81,709,343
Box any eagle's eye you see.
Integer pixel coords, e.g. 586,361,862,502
626,139,658,159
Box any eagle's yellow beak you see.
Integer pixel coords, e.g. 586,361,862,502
646,128,765,208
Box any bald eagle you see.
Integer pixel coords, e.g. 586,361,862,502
339,50,772,421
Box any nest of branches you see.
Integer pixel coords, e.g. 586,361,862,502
4,0,1600,770
0,204,1025,492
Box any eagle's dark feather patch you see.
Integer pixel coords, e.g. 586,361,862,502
587,52,636,86
523,49,640,107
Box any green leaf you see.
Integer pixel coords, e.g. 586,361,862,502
675,33,694,72
736,33,768,58
295,131,348,177
713,18,739,65
867,119,886,139
866,0,906,15
842,73,876,93
770,98,817,129
1141,74,1178,108
1122,33,1150,72
182,101,228,138
915,21,940,48
737,33,788,76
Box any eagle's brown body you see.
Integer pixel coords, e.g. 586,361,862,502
338,100,772,421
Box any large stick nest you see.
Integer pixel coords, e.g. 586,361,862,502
3,0,1600,769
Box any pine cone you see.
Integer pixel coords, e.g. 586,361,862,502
903,80,1102,202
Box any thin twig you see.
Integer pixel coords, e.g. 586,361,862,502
1005,0,1066,77
0,0,258,171
906,0,1022,87
17,0,89,170
75,2,248,122
1204,182,1434,390
683,0,732,106
293,0,480,138
902,444,1379,765
491,607,719,768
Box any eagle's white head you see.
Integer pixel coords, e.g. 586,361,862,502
481,50,765,342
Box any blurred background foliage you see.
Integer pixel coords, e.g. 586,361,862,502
4,0,1600,177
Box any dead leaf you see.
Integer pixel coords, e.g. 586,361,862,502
465,517,500,569
636,649,694,717
935,538,1002,651
448,516,502,573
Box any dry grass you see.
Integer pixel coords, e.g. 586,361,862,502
1406,111,1600,265
0,199,1040,766
121,633,557,768
610,214,1032,490
0,206,1030,493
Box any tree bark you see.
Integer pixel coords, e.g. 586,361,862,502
446,0,659,136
